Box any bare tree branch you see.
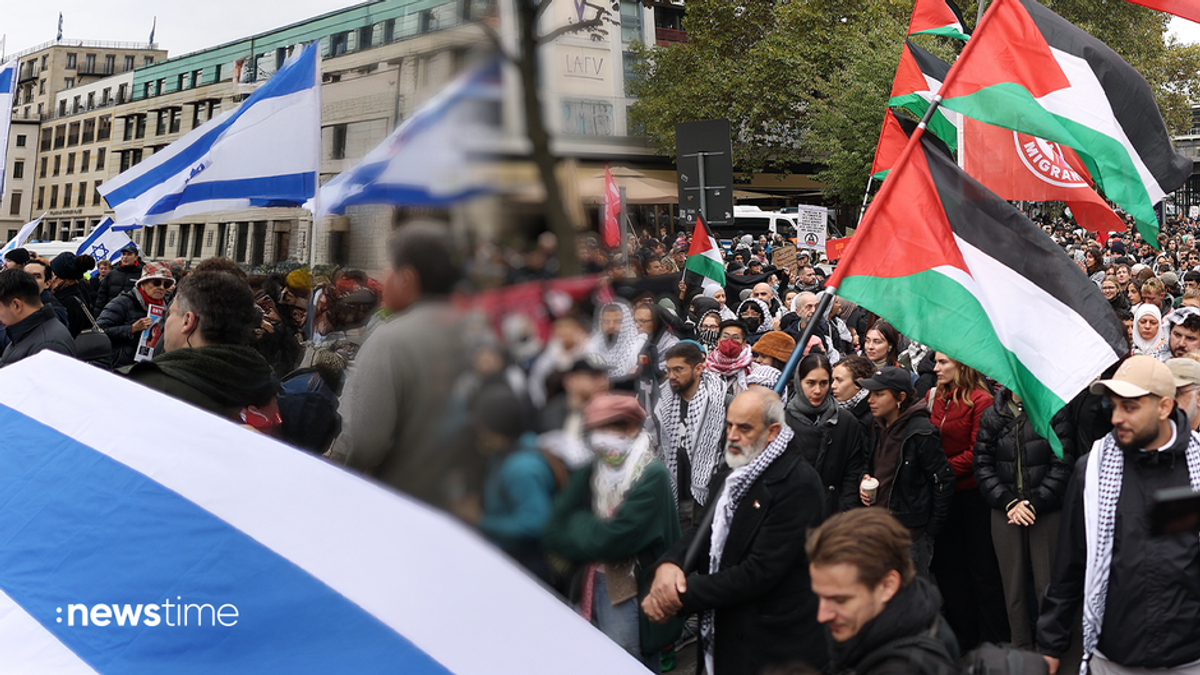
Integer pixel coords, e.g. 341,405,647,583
538,17,605,45
536,0,554,21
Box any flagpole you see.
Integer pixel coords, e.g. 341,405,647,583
857,176,873,224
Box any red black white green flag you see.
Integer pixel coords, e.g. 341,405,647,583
938,0,1191,245
872,108,952,181
888,41,960,153
908,0,972,40
1124,0,1200,23
683,215,725,294
830,132,1126,455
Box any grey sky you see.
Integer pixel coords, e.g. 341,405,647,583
5,1,357,59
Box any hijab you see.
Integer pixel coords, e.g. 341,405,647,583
1132,303,1167,357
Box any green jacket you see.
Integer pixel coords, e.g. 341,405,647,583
542,459,682,653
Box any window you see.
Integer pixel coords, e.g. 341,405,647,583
135,115,146,139
15,135,25,148
49,185,58,209
98,115,111,141
36,187,44,210
53,155,61,176
169,108,181,134
66,153,75,174
73,96,81,113
193,224,206,258
11,162,23,180
330,32,349,56
131,149,143,165
80,150,90,173
77,182,86,207
96,148,106,170
66,53,77,69
93,181,103,206
64,77,75,88
10,192,22,216
384,19,395,43
40,55,47,70
178,73,187,91
178,224,190,257
124,55,134,72
120,151,131,172
68,122,80,145
63,184,72,206
621,1,643,43
58,100,66,117
39,79,45,95
54,125,66,149
123,116,134,142
82,118,95,143
623,51,642,97
419,9,435,33
206,231,214,248
359,26,374,50
117,84,128,104
84,54,95,72
39,157,47,178
144,56,154,66
101,87,111,105
41,129,52,152
331,124,348,160
104,54,115,74
156,110,166,136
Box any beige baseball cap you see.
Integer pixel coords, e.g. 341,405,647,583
1166,358,1200,388
1091,355,1177,399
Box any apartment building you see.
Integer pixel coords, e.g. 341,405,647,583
0,120,41,239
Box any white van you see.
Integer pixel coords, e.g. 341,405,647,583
718,206,797,245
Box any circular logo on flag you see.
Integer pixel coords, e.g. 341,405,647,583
1013,131,1089,189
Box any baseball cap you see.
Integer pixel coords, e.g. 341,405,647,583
856,366,914,397
1166,358,1200,389
1090,355,1176,399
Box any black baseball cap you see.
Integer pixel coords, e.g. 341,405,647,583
568,353,608,374
856,366,913,397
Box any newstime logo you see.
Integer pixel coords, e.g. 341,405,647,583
56,597,238,627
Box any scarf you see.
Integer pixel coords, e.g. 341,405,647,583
147,345,277,409
591,433,655,518
705,340,754,396
653,370,726,505
1131,304,1168,358
590,303,646,379
736,298,773,334
786,389,837,426
1080,427,1200,673
702,424,795,673
697,310,723,352
837,387,869,412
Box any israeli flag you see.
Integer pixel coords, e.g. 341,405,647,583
1,213,45,255
99,43,320,230
0,59,17,202
0,352,645,674
317,58,501,217
75,218,135,262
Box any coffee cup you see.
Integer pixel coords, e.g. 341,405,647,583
861,476,879,504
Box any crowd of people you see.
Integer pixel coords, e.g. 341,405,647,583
7,211,1200,675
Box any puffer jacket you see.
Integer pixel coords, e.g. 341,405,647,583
866,403,956,536
973,388,1075,515
93,260,144,315
96,289,156,368
0,304,77,366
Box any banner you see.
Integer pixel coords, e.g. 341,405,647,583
826,237,852,262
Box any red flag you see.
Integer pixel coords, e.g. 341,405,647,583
961,117,1125,238
602,166,621,248
1125,0,1200,23
871,110,910,180
826,237,852,262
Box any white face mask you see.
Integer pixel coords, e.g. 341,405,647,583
590,431,635,467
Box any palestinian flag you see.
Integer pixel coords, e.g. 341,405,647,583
683,215,725,294
872,108,952,181
1125,0,1200,23
830,132,1126,456
938,0,1191,246
888,41,960,152
909,0,971,40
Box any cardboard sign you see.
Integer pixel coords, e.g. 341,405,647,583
772,245,798,275
826,237,852,262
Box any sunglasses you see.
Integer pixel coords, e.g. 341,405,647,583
145,279,174,289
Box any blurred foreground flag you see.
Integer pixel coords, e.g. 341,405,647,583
99,44,320,229
75,218,135,262
0,60,16,201
317,59,501,217
0,352,646,674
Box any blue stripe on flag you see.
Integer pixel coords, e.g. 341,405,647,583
144,173,316,216
75,217,113,253
103,43,317,208
0,404,452,675
329,184,491,215
0,66,14,95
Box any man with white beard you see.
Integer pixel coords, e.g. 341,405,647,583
642,387,828,675
1167,357,1200,431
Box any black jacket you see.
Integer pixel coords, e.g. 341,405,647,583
830,576,960,675
866,405,955,536
785,403,867,515
846,395,874,437
52,282,95,338
93,260,143,314
659,441,829,674
974,388,1075,515
0,304,77,366
95,289,155,368
1037,410,1200,668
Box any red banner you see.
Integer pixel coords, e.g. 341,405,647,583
826,237,852,261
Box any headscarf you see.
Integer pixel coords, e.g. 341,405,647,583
590,302,647,379
735,297,772,335
1132,303,1168,359
703,285,737,320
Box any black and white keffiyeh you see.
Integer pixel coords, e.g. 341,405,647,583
736,298,773,335
590,302,647,379
652,370,726,506
701,424,795,674
837,387,869,412
1080,427,1200,674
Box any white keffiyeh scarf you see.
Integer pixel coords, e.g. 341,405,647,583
1080,426,1200,674
652,370,726,505
702,424,795,674
591,303,647,379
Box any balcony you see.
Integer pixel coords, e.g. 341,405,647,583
655,26,688,46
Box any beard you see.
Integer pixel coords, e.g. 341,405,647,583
725,433,770,469
1114,420,1162,452
669,374,695,394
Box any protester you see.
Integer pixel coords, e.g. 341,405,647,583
1038,356,1200,675
863,320,901,369
542,394,681,671
96,261,174,368
122,269,278,429
832,355,875,435
927,354,1009,649
1165,306,1200,358
88,258,111,298
528,313,593,409
975,386,1075,652
1131,304,1169,360
1167,357,1200,430
695,309,723,352
633,302,679,375
93,244,144,314
783,353,867,515
23,258,69,328
3,248,30,270
808,509,959,675
49,252,97,337
0,269,76,366
736,297,772,346
539,353,610,465
644,387,829,675
591,301,646,382
705,319,758,405
857,367,954,577
325,221,467,510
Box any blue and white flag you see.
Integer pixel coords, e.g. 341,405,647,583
1,213,44,255
56,13,63,41
100,43,320,230
316,58,501,217
0,59,16,202
76,218,135,262
0,352,645,674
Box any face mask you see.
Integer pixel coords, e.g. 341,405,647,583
699,328,719,347
742,315,762,332
590,432,635,467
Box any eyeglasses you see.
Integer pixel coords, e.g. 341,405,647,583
719,332,744,343
145,279,174,289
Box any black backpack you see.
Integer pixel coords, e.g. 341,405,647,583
71,298,113,370
276,368,341,454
